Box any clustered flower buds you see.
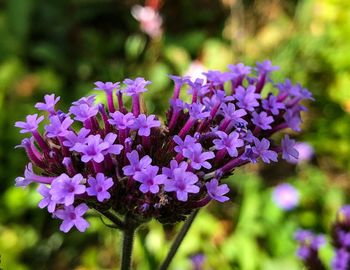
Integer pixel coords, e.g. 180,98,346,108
15,61,311,232
331,206,350,270
295,205,350,270
294,230,326,270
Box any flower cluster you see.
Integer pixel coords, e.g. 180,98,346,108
331,206,350,270
294,230,326,270
295,205,350,270
15,61,310,232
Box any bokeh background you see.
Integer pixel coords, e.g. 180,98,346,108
1,0,350,269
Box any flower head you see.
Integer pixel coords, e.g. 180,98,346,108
35,94,60,114
55,203,90,232
86,173,114,202
15,114,44,133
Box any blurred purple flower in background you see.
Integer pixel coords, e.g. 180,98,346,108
290,142,314,164
272,183,299,210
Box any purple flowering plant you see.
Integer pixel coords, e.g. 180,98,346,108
15,61,311,269
295,205,350,270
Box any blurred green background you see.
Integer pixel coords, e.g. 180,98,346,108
0,0,350,269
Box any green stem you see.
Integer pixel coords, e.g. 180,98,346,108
159,209,199,270
121,217,137,270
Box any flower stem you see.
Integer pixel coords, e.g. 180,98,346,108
121,217,137,270
159,209,199,270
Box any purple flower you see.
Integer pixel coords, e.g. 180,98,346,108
86,173,114,202
213,131,244,157
63,128,90,150
132,114,160,136
72,95,96,107
284,110,301,132
272,183,299,210
108,111,135,130
256,60,279,74
252,138,278,163
262,94,285,115
173,135,199,154
74,135,109,163
251,111,274,130
122,77,151,96
50,173,86,206
133,165,166,194
332,249,350,270
123,150,152,176
220,103,247,124
164,167,199,201
228,63,251,77
15,163,54,187
15,114,44,133
281,135,299,162
101,133,123,155
187,103,210,120
35,94,60,114
37,184,58,213
190,253,206,270
234,85,260,111
206,179,230,202
183,144,215,170
55,203,90,233
94,81,120,94
162,160,188,178
69,103,98,122
290,142,314,164
45,115,74,138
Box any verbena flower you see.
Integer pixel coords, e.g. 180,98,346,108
15,61,311,232
272,183,299,210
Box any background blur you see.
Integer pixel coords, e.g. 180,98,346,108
1,0,350,269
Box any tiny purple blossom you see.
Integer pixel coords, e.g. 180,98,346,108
164,167,199,201
45,115,74,138
50,174,86,206
173,135,199,154
228,63,251,77
132,114,160,136
252,138,278,163
74,135,109,163
206,178,230,202
133,165,166,194
251,111,274,130
122,77,151,96
123,150,152,176
94,81,120,94
86,173,114,202
281,135,299,162
15,163,54,187
15,114,44,133
262,94,285,115
101,133,123,155
332,249,350,270
284,110,302,132
63,128,90,150
291,142,314,164
220,103,247,124
72,95,96,107
187,103,210,120
213,131,244,157
55,203,90,233
35,94,60,114
108,111,135,130
256,60,279,74
183,144,215,170
234,85,260,111
37,184,58,213
272,183,299,210
162,160,188,178
69,103,98,122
